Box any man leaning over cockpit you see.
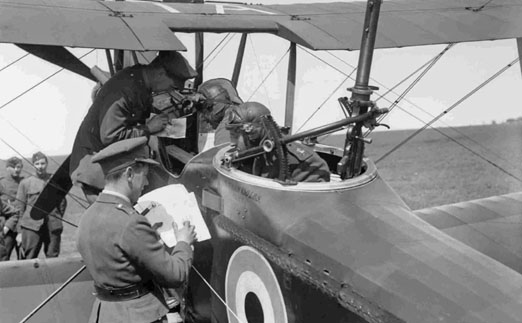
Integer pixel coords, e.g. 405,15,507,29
70,51,198,204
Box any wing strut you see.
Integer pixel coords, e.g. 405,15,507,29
195,33,204,89
232,33,248,88
105,49,115,76
16,44,96,82
284,42,297,132
516,38,522,76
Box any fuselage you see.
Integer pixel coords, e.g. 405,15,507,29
2,143,522,323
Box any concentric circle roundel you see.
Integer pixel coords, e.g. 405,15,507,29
225,246,288,323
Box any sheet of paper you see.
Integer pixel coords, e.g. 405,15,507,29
156,117,187,139
135,184,211,247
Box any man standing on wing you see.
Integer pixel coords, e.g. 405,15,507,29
77,137,196,323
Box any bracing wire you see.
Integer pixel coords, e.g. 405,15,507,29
192,266,247,323
0,49,97,208
295,73,353,132
0,114,78,172
20,265,86,323
324,46,520,171
199,33,234,70
0,136,89,208
0,52,30,73
0,189,78,228
376,57,520,168
246,44,290,103
0,49,95,112
379,101,522,184
375,44,455,119
362,43,455,137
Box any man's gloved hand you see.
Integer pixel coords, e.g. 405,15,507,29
146,113,169,134
173,221,197,245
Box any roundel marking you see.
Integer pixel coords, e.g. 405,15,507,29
225,246,288,323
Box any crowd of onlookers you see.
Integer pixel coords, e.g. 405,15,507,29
0,153,66,261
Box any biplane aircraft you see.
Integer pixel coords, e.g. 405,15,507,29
1,0,522,322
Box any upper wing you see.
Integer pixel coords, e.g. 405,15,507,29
415,192,522,274
0,0,185,51
2,0,522,51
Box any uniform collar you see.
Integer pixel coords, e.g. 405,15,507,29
100,190,132,205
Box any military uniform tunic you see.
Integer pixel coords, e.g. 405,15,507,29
16,173,66,258
254,142,331,182
70,65,153,189
0,175,23,260
77,193,193,323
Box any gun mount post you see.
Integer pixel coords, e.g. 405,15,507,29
342,0,382,179
228,109,387,164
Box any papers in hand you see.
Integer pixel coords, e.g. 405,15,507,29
135,184,211,247
156,117,187,139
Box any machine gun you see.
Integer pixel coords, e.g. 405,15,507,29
152,88,206,119
223,106,388,181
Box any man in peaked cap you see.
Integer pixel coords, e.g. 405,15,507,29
71,51,198,204
226,102,331,182
77,137,197,323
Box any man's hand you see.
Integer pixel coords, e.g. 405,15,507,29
146,113,169,134
2,226,9,236
173,221,197,245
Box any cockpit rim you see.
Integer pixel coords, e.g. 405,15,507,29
212,144,378,192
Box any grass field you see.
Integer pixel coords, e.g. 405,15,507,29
2,122,522,258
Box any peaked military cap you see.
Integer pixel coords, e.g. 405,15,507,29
92,137,159,175
153,51,197,80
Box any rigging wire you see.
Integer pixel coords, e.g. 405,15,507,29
0,189,78,227
295,73,354,132
20,265,86,323
362,43,454,137
0,113,77,172
0,52,30,73
0,136,89,208
192,266,247,323
199,33,234,70
246,43,290,104
374,44,454,119
378,101,522,184
324,47,520,170
376,57,521,176
0,49,95,112
0,49,96,208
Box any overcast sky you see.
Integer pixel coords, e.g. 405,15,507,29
0,0,521,159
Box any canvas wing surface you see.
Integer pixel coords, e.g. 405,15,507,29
2,0,522,50
0,0,185,50
415,192,522,274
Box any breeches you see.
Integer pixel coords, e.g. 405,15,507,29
21,227,61,259
0,230,18,261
